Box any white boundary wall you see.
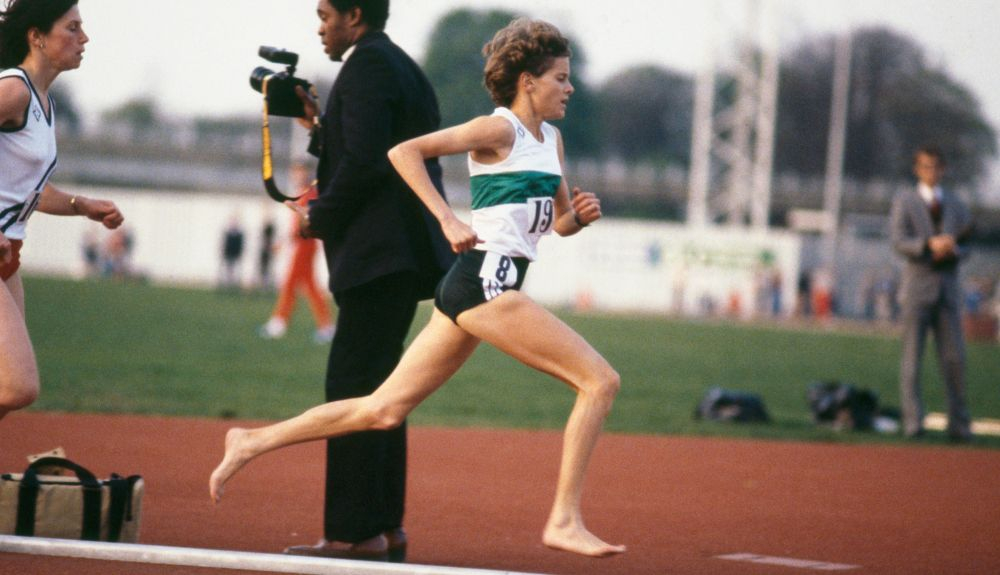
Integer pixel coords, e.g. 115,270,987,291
526,220,801,317
21,185,327,290
21,186,800,317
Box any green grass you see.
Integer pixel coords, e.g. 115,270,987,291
22,276,1000,447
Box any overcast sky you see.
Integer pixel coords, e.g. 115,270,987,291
62,0,1000,136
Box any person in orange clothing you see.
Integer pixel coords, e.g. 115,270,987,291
260,163,336,343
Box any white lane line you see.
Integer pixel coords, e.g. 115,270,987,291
716,553,860,571
0,535,548,575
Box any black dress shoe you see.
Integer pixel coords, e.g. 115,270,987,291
283,535,389,561
384,527,407,563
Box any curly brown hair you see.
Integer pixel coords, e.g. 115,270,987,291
482,18,571,107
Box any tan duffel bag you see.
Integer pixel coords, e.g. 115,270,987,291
0,457,143,542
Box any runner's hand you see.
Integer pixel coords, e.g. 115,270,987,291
79,198,125,229
441,216,481,253
571,187,601,226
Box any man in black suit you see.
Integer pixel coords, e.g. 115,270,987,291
285,0,453,561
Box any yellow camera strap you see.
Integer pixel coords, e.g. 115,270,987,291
260,77,305,203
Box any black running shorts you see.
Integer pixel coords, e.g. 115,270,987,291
435,249,531,323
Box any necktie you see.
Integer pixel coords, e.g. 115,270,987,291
929,197,942,227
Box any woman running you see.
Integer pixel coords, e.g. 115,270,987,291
0,0,124,421
210,17,624,558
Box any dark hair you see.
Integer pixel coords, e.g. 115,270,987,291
327,0,389,31
914,145,946,167
0,0,79,67
482,18,571,107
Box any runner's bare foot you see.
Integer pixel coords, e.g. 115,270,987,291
209,427,256,503
543,521,626,557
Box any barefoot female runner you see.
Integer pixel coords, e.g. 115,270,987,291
211,17,624,557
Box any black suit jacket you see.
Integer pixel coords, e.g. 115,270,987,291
309,31,453,297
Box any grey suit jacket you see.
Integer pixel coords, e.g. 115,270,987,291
889,186,972,308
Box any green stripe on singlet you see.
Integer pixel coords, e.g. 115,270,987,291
470,171,562,210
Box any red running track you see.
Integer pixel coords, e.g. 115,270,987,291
2,411,999,575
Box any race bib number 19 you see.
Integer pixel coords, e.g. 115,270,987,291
527,197,554,235
479,251,518,288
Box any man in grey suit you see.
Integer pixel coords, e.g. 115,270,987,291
890,146,973,441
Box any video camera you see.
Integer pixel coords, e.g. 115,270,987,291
249,46,313,117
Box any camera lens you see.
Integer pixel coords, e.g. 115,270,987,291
249,66,275,93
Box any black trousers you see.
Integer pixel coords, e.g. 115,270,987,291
323,272,419,542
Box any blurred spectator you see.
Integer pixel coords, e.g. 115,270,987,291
961,276,998,343
220,215,245,290
671,263,687,315
874,270,899,323
258,213,277,291
963,276,988,314
259,164,335,343
768,268,783,317
795,270,812,317
698,292,717,316
726,287,743,318
860,270,876,321
811,267,833,320
103,227,134,280
82,230,100,278
751,264,783,318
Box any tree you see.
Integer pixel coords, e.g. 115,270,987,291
422,8,600,157
553,40,600,158
597,65,693,164
774,39,833,176
775,26,996,185
423,9,514,130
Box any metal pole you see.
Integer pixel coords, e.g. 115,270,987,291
687,2,718,228
0,535,546,575
726,31,755,227
822,31,853,271
750,0,780,230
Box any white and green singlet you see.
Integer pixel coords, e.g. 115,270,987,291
468,107,562,261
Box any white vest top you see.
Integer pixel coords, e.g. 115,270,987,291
467,107,562,260
0,67,57,240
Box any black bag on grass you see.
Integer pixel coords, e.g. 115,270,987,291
807,380,878,431
694,387,770,423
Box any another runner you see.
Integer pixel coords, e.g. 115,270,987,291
0,0,124,421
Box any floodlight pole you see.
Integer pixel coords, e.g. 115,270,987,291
750,0,780,230
685,0,780,230
822,30,853,276
687,7,717,229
